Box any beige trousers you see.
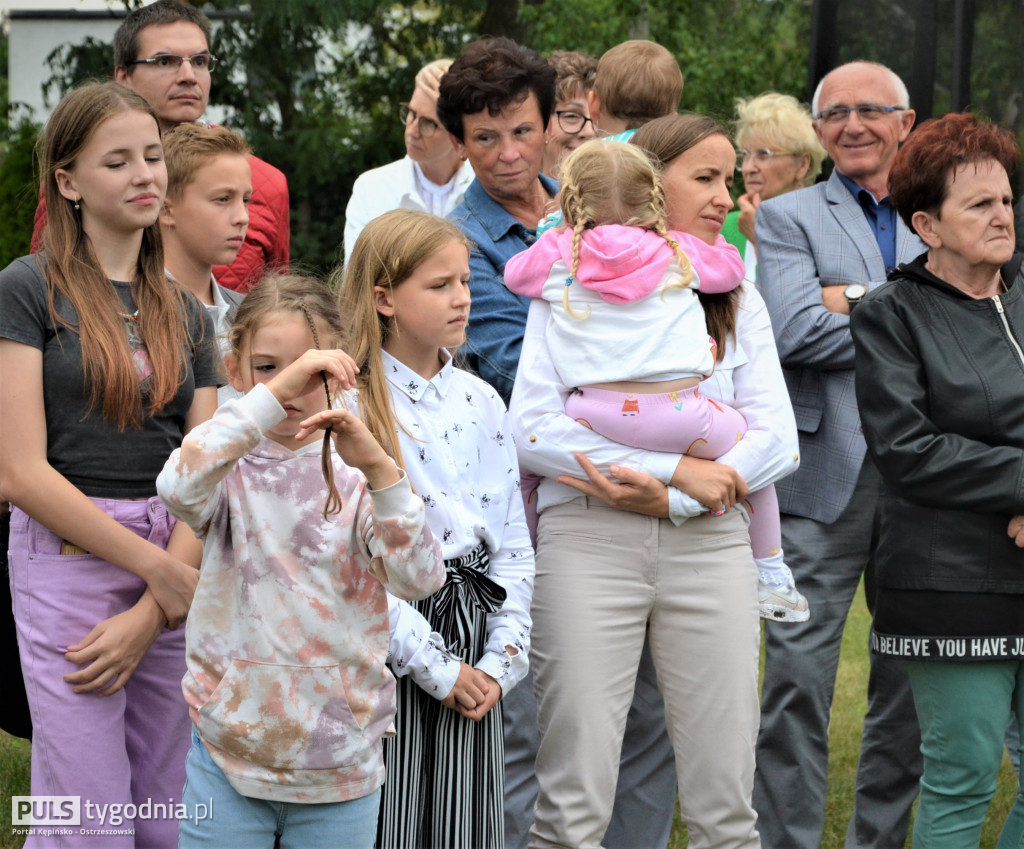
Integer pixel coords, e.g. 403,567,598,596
529,498,761,849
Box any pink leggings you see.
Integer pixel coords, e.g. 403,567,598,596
9,499,190,849
565,385,781,560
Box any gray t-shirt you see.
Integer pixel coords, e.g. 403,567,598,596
0,255,219,498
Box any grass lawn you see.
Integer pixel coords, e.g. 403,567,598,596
0,580,1018,848
666,580,1019,848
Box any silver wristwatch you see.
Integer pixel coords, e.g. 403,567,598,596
844,283,868,312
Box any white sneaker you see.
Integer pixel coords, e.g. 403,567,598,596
758,581,810,623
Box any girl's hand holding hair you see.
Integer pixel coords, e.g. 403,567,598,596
297,409,400,491
265,349,359,407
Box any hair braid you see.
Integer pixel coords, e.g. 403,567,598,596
298,302,343,519
560,183,593,320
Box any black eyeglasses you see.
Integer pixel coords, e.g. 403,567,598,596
815,105,906,124
555,110,595,135
126,53,217,73
399,103,441,137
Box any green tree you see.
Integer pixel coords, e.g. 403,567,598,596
522,0,812,122
204,0,484,271
0,29,42,268
34,0,818,272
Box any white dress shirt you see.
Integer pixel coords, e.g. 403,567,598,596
344,156,475,264
384,350,534,698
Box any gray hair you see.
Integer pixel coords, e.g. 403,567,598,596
811,61,910,119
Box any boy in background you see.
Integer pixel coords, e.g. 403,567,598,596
161,123,251,402
589,39,683,139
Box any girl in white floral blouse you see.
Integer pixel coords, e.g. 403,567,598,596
338,209,535,849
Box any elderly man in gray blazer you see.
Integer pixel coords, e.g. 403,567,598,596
753,61,926,849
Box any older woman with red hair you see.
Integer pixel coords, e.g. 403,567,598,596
850,112,1024,847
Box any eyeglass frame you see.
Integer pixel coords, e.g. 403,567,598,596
125,52,217,72
554,110,596,136
815,104,907,124
735,148,795,170
399,103,441,138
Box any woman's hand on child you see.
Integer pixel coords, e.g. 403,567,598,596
297,409,400,490
63,591,166,696
557,453,671,518
442,663,500,721
670,455,749,513
144,555,199,629
266,349,359,406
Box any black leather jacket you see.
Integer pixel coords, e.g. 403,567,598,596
852,252,1024,593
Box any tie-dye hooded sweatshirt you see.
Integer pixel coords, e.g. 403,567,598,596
157,383,445,803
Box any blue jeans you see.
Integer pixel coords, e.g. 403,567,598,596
907,660,1024,849
179,729,380,849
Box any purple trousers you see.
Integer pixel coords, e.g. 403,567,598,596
9,499,190,849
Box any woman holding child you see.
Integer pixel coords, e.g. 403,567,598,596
512,113,798,848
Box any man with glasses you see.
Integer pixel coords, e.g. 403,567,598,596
343,58,474,264
31,0,289,293
753,61,925,849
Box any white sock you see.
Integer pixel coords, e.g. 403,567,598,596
756,550,793,589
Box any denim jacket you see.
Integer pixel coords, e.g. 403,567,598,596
448,174,558,406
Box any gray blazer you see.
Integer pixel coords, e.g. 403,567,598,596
218,283,244,312
756,169,925,524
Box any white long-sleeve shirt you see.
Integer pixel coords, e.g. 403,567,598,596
511,282,800,523
383,351,534,698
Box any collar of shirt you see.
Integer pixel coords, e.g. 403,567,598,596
382,348,455,402
836,171,898,272
412,160,458,217
165,269,230,312
460,173,558,245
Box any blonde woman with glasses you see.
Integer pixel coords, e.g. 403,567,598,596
723,92,825,280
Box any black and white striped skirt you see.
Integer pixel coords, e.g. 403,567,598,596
377,543,506,849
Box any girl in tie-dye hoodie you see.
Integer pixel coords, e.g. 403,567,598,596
157,274,445,849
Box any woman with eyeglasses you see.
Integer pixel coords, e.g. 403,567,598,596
722,92,825,280
542,51,598,179
343,58,474,264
